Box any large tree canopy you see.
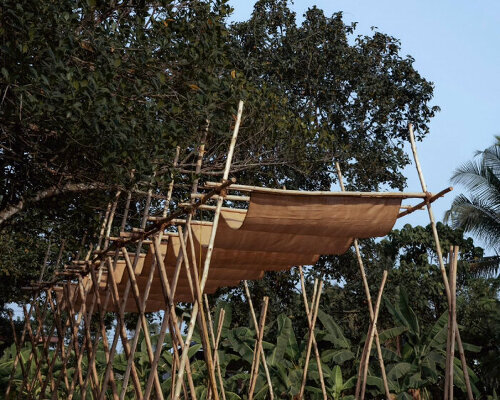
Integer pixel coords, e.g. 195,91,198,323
0,0,437,306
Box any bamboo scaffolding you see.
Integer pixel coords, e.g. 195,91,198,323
173,100,244,400
299,279,323,400
243,281,274,400
298,267,327,400
408,124,474,400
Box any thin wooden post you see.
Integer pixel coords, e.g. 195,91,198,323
248,297,269,400
173,101,244,400
5,238,52,398
408,124,473,400
122,248,165,400
147,236,198,400
105,256,144,400
177,225,219,400
299,280,323,400
243,281,274,400
298,267,327,400
335,161,391,400
448,246,458,399
360,271,388,400
88,266,120,400
443,246,455,400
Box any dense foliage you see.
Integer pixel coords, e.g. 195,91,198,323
1,0,498,398
0,0,438,305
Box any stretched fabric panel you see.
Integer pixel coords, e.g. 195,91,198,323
71,190,403,312
225,193,402,237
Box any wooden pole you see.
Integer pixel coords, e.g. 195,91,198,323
248,297,270,400
205,296,227,400
335,161,391,400
243,281,274,400
122,248,165,400
5,238,52,398
298,267,327,400
299,280,323,400
448,246,458,400
148,237,198,400
408,124,473,400
173,100,244,400
360,271,388,400
443,246,455,400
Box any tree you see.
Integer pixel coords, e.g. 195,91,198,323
1,0,438,308
445,139,500,254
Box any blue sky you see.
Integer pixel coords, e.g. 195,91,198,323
229,0,500,244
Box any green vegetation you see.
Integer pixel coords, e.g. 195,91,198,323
0,0,498,399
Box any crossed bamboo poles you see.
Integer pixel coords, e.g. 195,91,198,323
5,117,473,400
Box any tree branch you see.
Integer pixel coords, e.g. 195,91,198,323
0,182,114,226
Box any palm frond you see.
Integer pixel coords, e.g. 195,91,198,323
467,255,500,278
447,194,500,251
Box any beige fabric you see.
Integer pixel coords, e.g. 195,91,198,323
72,191,402,312
235,193,402,237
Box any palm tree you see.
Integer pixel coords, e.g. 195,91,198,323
445,139,500,253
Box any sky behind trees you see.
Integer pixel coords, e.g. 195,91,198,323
230,0,500,239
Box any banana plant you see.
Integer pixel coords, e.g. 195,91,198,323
380,287,481,399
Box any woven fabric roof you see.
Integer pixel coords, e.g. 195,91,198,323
68,191,403,312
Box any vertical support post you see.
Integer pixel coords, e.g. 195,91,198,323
299,280,323,400
173,100,244,400
205,295,227,400
335,161,391,400
248,297,269,400
298,268,327,400
243,281,274,400
408,124,473,400
360,271,388,400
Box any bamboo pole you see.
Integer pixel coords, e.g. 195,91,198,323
443,250,455,400
177,225,219,399
7,311,28,394
205,295,227,400
334,161,391,400
47,292,72,395
360,270,388,400
408,124,473,400
105,256,144,400
299,280,323,400
77,272,105,399
22,299,49,396
88,266,120,400
173,100,244,400
119,150,180,399
5,238,52,398
65,281,91,399
144,146,199,400
448,246,458,400
38,292,71,398
298,267,327,400
203,182,431,198
148,235,199,400
248,297,270,400
243,281,274,400
122,248,164,400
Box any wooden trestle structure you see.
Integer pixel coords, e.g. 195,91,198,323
5,101,473,400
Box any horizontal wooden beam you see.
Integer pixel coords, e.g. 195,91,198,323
204,182,430,199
